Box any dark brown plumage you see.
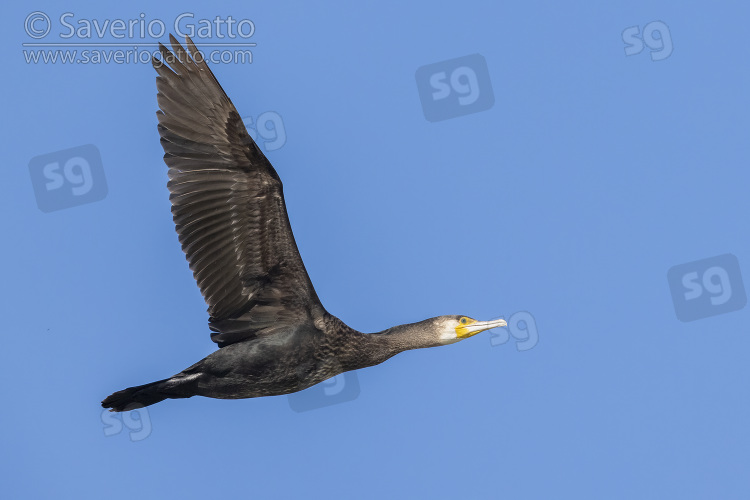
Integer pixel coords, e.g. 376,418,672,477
101,35,505,412
152,35,321,347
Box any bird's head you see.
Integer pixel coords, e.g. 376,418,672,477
436,315,507,345
375,315,509,354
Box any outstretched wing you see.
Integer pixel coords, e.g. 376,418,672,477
153,35,324,347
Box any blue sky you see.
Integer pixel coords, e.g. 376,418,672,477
4,1,750,498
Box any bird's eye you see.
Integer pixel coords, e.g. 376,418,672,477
460,317,468,325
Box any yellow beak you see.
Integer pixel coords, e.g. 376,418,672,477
455,318,507,339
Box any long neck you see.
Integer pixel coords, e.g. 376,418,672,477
337,320,439,370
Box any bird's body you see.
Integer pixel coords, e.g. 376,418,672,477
102,35,505,412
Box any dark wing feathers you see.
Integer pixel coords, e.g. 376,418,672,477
153,34,323,347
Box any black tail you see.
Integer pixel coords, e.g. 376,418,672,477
102,379,172,412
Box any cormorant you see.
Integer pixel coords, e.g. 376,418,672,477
101,35,506,412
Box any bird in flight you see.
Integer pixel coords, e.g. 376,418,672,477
101,35,506,412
